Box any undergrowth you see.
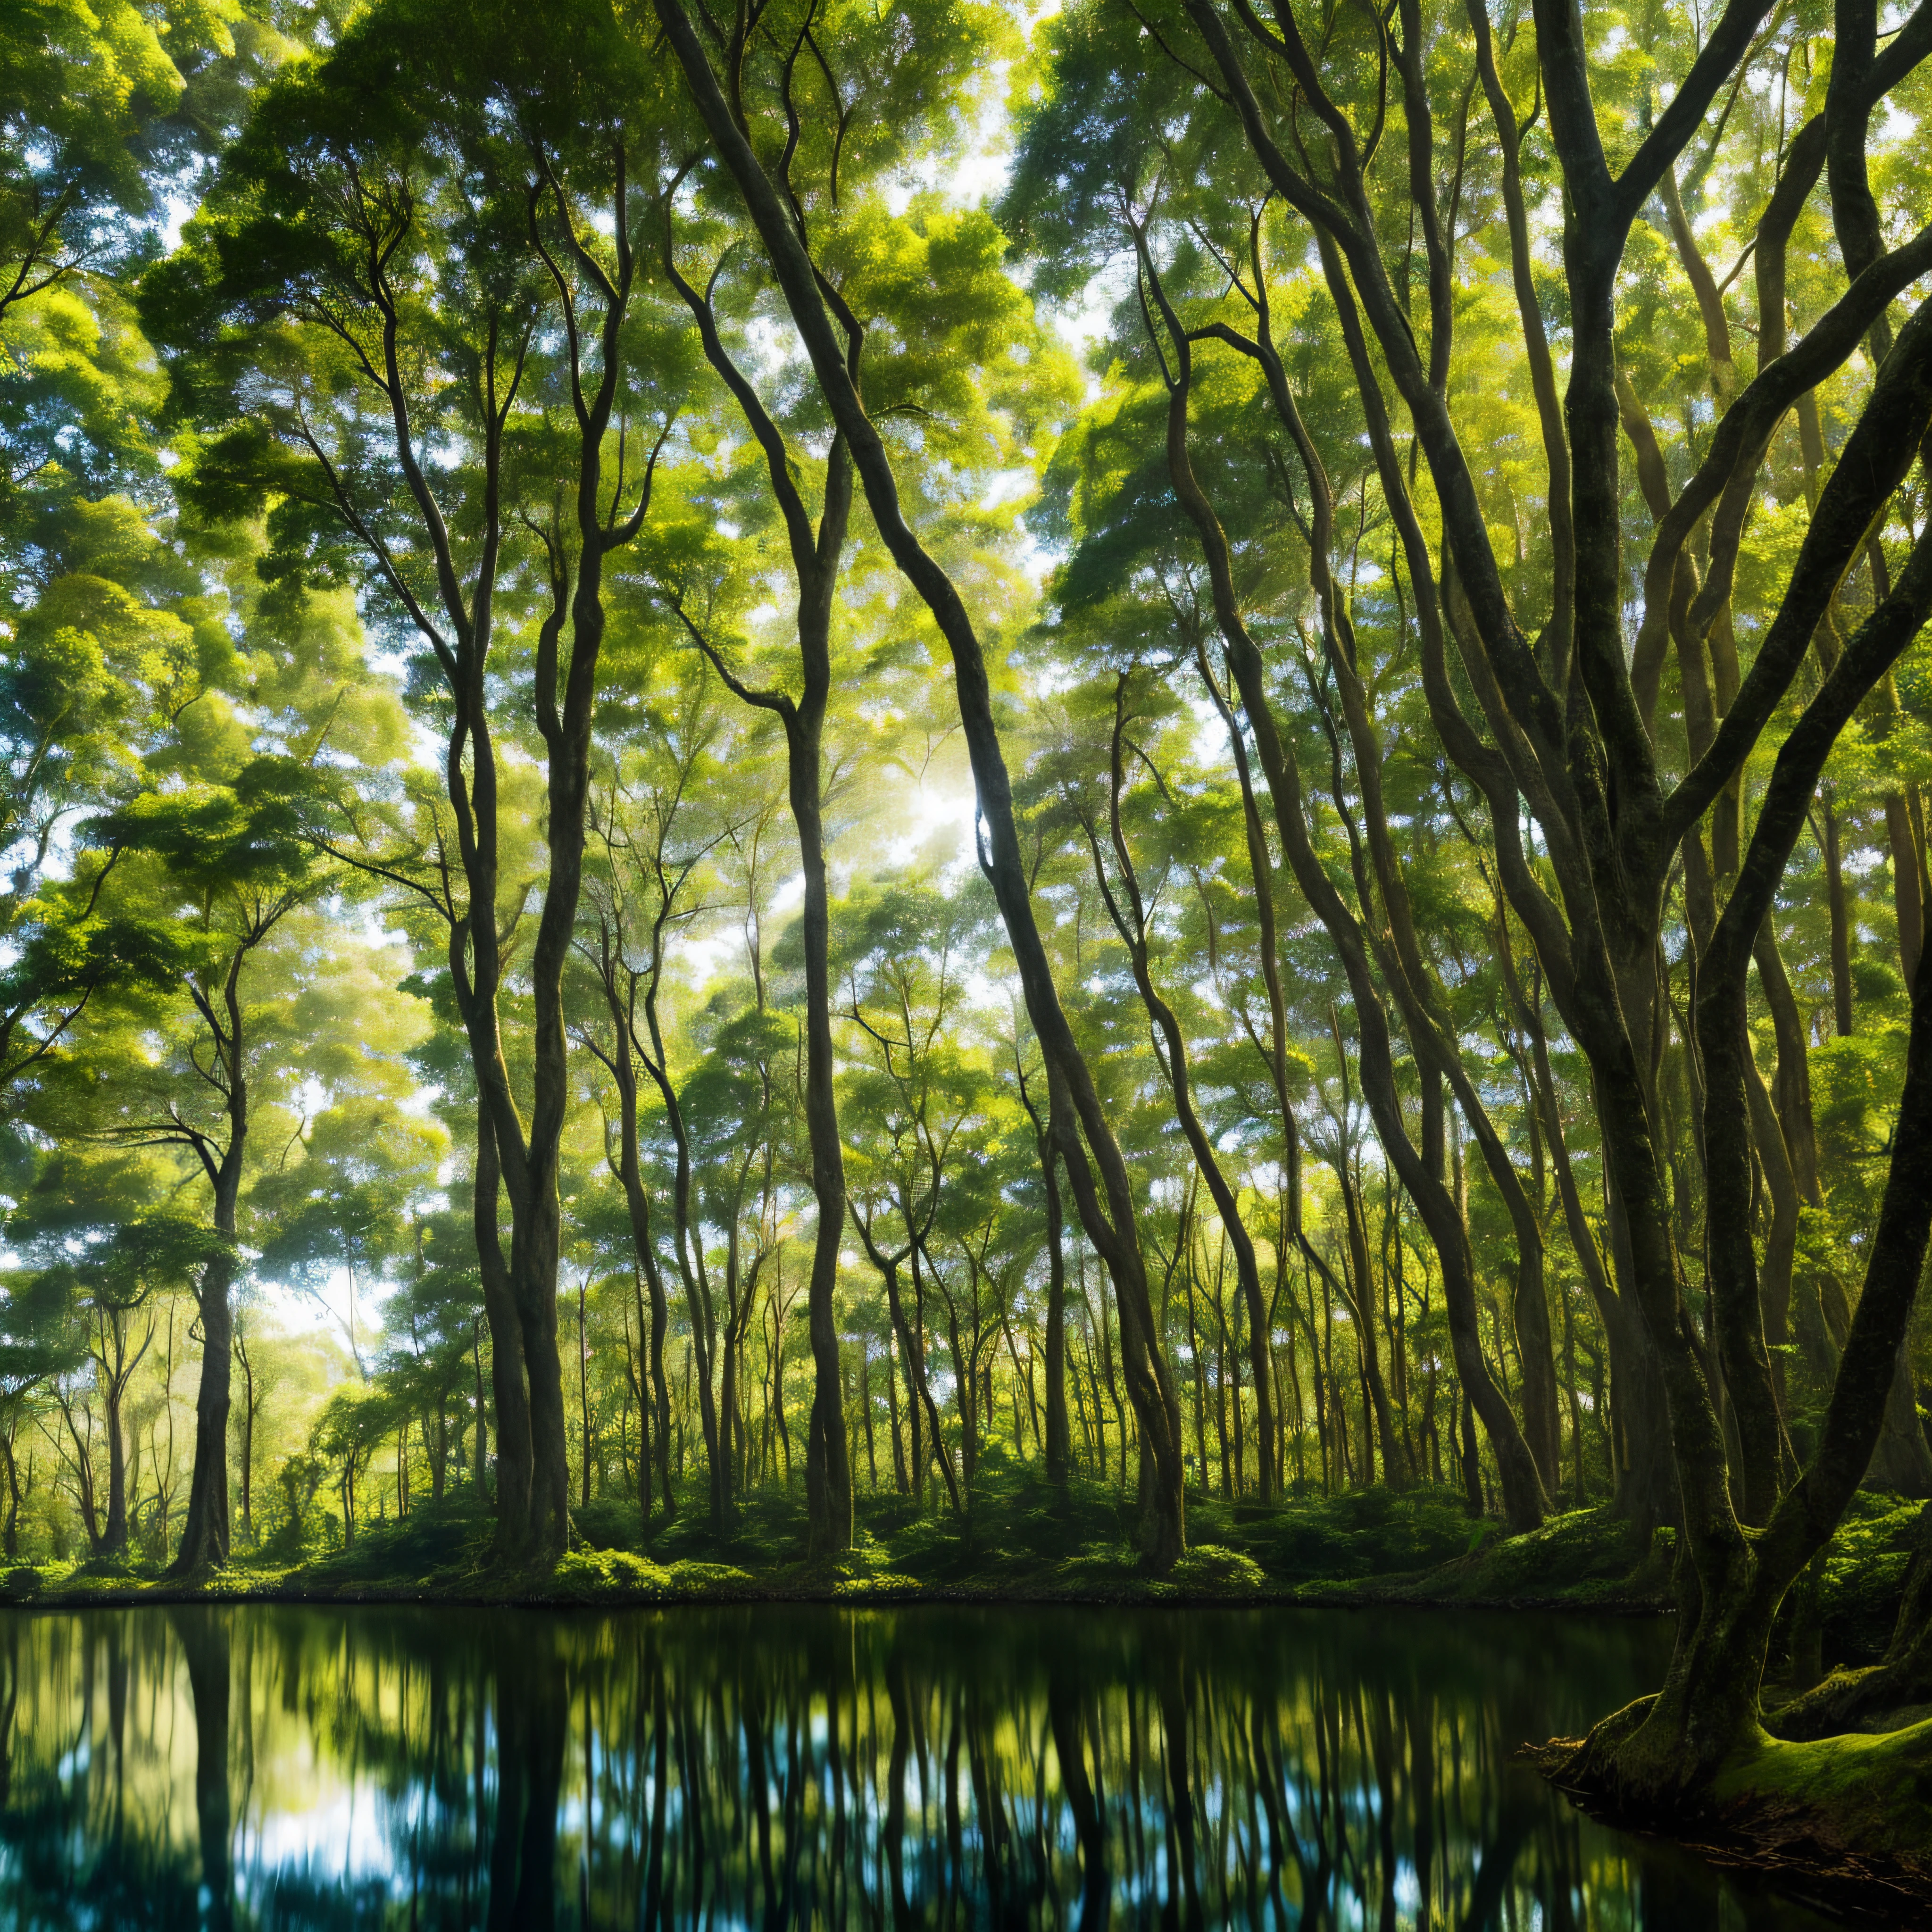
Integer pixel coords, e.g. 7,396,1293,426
3,1468,1921,1653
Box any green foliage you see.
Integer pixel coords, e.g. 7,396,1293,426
548,1551,758,1601
1818,1494,1928,1664
256,1450,332,1561
1218,1487,1479,1587
300,1489,492,1583
1165,1544,1266,1593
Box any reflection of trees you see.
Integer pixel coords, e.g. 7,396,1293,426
485,1619,564,1932
0,1613,201,1927
0,1606,1809,1927
169,1607,232,1932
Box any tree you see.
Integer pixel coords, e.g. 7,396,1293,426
71,759,325,1569
144,0,705,1563
0,0,283,1118
1009,0,1932,1827
7,1156,229,1558
0,1245,83,1555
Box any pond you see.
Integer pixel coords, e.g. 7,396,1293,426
0,1602,1835,1928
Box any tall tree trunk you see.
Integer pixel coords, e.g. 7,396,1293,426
436,171,653,1567
576,1277,592,1512
1,1431,19,1560
476,1115,532,1554
102,1368,129,1558
789,689,854,1554
171,929,266,1574
473,1326,489,1497
652,1075,723,1527
234,1338,255,1544
1016,1066,1073,1489
172,1174,242,1570
1885,789,1925,985
661,242,859,1549
1133,236,1546,1530
1577,920,1932,1804
598,982,675,1521
1820,789,1856,1037
1041,1143,1072,1488
1198,643,1307,1496
851,1212,960,1515
1330,1141,1400,1486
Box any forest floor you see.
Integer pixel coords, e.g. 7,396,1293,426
2,1463,1923,1658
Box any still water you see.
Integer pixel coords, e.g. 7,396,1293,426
0,1603,1835,1929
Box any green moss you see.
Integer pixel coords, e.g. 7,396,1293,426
536,1551,753,1602
1711,1721,1932,1862
199,1565,296,1598
1050,1544,1140,1589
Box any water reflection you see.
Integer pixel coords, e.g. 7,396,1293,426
0,1603,1828,1928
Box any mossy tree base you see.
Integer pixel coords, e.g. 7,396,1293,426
1537,1710,1932,1919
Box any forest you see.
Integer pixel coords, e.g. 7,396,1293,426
5,0,1932,1887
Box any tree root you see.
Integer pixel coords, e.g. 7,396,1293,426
1771,1663,1932,1741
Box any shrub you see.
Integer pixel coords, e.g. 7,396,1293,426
1170,1545,1266,1593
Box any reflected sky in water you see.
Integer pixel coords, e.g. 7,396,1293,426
0,1603,1835,1928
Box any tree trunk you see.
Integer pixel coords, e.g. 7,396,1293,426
1041,1142,1072,1488
477,1116,533,1557
663,221,859,1553
1885,790,1925,985
852,1214,960,1515
1138,244,1545,1529
1199,640,1309,1501
102,1371,130,1558
1578,412,1932,1807
1820,791,1856,1038
576,1277,592,1512
473,1326,490,1498
510,1196,571,1557
172,1246,234,1573
171,945,254,1575
235,1341,255,1544
1332,1146,1402,1486
790,694,854,1555
601,996,674,1521
1,1433,18,1559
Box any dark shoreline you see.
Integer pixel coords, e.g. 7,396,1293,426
0,1575,1676,1615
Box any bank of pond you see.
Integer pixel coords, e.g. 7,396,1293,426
0,1601,1849,1928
